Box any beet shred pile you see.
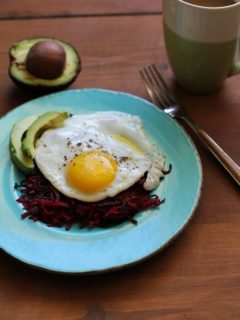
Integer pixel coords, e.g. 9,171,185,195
15,170,169,230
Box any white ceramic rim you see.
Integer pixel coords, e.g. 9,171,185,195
179,0,240,10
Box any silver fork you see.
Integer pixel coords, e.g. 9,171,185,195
140,64,240,186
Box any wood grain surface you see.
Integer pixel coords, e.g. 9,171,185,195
0,0,162,19
0,3,239,320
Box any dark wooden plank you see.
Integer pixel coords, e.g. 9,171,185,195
0,0,162,19
0,14,239,320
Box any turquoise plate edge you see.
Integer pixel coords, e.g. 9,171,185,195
0,88,203,274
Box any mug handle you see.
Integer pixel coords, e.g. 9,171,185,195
229,61,240,76
229,40,240,76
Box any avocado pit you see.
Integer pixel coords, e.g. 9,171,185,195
26,40,66,79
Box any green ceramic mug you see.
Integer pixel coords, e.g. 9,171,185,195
163,0,240,94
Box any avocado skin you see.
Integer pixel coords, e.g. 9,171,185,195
9,70,80,93
9,115,38,174
22,111,69,159
9,37,81,93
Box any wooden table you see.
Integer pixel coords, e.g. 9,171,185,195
0,1,239,319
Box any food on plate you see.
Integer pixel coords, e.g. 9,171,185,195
11,111,171,229
22,111,69,159
9,115,38,174
8,37,81,91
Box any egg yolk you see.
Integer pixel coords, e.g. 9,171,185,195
67,151,118,194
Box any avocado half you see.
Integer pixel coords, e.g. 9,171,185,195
9,37,81,92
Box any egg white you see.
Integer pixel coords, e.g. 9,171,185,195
35,112,165,202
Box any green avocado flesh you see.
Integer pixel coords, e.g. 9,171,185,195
22,111,69,159
9,38,81,89
9,115,38,174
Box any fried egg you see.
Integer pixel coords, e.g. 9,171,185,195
35,112,165,202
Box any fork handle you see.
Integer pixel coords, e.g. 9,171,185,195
181,116,240,186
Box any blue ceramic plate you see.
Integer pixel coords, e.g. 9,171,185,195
0,89,202,273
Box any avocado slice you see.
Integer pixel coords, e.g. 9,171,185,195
9,37,81,92
22,111,69,159
9,115,38,174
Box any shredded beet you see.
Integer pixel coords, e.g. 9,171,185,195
15,172,164,230
15,171,167,230
162,164,172,175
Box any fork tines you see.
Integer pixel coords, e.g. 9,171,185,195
140,64,177,108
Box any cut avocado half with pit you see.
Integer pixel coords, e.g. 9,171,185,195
9,115,38,174
9,37,81,92
22,111,69,159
